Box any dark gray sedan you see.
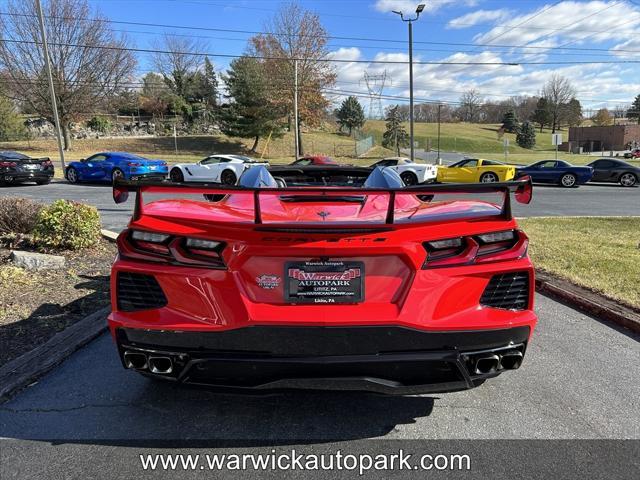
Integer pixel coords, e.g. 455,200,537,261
587,158,640,187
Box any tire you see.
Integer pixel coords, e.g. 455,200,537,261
170,167,184,183
36,178,51,185
66,167,79,184
480,172,498,183
619,172,637,187
220,169,237,185
111,168,124,183
560,173,577,188
400,171,418,186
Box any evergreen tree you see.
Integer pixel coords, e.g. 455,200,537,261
219,56,284,152
202,57,219,108
382,105,409,156
335,96,365,136
0,90,27,141
565,98,583,127
532,97,551,133
501,110,519,133
628,94,640,124
516,121,536,149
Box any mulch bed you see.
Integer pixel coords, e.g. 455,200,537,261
0,239,116,367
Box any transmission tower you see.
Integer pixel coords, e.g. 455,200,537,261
362,71,388,120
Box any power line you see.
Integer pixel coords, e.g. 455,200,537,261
3,37,640,66
2,11,640,54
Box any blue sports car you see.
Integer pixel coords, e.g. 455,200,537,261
65,152,168,184
515,160,593,188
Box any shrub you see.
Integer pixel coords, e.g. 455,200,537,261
33,200,101,250
0,197,43,235
87,116,112,133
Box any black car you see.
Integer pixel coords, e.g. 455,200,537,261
0,151,54,186
587,158,640,187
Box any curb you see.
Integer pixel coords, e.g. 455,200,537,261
535,272,640,335
100,229,119,242
0,306,110,402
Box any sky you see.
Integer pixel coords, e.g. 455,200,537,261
56,0,640,113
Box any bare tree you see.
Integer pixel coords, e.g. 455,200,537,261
459,89,482,122
541,74,576,133
152,34,207,99
0,0,136,149
250,1,336,155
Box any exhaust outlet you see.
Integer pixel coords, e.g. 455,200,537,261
148,356,173,374
474,354,500,375
500,350,524,370
123,351,148,370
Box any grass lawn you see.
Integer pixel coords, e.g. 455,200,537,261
518,217,640,308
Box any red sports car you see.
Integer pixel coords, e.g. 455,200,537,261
290,155,339,166
109,165,536,394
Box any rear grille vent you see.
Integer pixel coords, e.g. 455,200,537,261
116,272,167,312
480,272,530,310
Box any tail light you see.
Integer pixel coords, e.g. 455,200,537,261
423,230,528,268
41,160,53,168
118,229,226,268
0,161,17,168
128,162,141,167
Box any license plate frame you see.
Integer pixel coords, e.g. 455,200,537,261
284,260,364,304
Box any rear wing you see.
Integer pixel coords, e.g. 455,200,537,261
113,176,532,224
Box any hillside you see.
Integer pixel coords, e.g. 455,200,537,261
364,120,564,155
0,121,608,166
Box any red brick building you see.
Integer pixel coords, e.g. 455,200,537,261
562,125,640,152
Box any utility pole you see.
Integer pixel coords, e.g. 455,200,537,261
437,104,442,165
393,4,425,162
293,59,299,161
35,0,65,170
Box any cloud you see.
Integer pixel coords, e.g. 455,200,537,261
327,47,362,62
374,0,474,14
447,9,511,29
473,1,640,46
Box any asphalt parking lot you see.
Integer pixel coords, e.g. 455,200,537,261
1,180,638,232
0,294,638,477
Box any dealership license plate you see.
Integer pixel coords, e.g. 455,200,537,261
285,260,364,304
24,164,39,170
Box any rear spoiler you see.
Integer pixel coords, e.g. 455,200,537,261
113,176,532,224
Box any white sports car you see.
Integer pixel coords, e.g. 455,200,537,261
370,157,437,185
170,154,269,185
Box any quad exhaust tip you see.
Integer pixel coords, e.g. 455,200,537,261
148,356,173,374
123,351,147,370
474,354,500,375
500,350,524,370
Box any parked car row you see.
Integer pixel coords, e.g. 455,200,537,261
1,149,639,188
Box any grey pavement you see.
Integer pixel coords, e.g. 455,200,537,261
1,294,638,443
1,179,638,233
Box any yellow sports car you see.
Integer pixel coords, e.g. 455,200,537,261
436,158,516,183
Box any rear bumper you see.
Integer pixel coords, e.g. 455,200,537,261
128,172,167,181
2,170,54,182
114,325,530,394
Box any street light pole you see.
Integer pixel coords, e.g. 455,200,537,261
393,4,425,162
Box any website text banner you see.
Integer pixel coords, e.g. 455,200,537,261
1,439,638,479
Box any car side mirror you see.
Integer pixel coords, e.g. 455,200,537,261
80,158,86,162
